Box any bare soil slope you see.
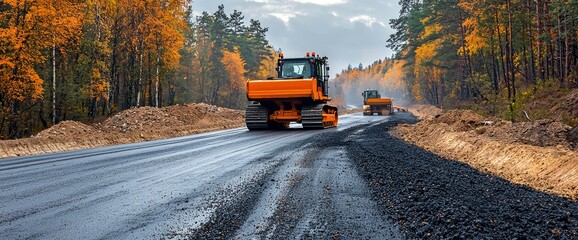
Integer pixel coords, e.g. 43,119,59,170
395,106,578,200
408,104,443,120
551,88,578,124
0,103,245,158
0,103,358,159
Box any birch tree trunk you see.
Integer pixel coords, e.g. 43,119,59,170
52,42,56,125
155,54,160,108
137,52,143,107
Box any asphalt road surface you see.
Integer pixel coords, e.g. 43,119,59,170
1,112,576,239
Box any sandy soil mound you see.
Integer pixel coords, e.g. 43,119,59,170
511,119,573,148
97,103,244,136
35,121,98,138
408,104,442,120
0,103,245,158
0,102,362,159
394,106,578,200
434,109,485,131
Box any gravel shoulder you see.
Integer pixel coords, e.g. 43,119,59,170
395,106,578,200
348,113,578,238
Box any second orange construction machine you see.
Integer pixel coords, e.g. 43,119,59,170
245,52,338,130
362,89,393,116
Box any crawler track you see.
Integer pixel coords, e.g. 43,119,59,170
245,104,269,130
302,104,338,129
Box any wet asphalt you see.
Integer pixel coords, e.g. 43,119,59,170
1,112,576,239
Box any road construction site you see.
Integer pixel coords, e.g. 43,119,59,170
1,110,576,239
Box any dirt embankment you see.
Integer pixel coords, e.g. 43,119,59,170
0,103,245,158
0,103,359,159
407,104,443,120
550,88,578,125
394,106,578,200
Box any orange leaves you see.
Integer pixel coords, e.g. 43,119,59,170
0,64,44,102
460,17,488,55
128,0,189,70
220,47,248,104
0,59,15,69
457,0,513,58
81,68,109,101
457,1,474,12
0,27,18,50
0,0,54,104
383,60,406,89
415,42,438,66
414,20,444,81
3,0,19,6
407,16,448,103
457,1,494,57
221,47,247,91
334,59,406,105
256,50,278,80
90,78,109,101
420,20,441,39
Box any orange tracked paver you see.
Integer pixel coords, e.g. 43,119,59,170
246,52,338,130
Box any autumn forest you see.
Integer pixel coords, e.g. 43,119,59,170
0,1,276,139
2,0,578,139
334,0,577,121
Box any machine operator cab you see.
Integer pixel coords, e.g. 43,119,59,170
362,89,381,101
276,52,330,96
281,60,311,78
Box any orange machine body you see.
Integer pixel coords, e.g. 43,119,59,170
362,90,393,116
245,54,338,129
247,78,332,123
247,78,330,102
365,98,392,106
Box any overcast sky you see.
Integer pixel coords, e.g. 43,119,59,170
190,0,401,76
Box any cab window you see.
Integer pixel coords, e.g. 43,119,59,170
281,60,312,78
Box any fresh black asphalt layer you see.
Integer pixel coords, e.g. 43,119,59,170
346,113,578,239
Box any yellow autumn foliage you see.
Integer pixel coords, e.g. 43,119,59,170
256,51,278,80
221,47,247,91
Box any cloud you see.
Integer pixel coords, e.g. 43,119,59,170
191,0,400,73
349,15,386,28
269,13,297,25
255,3,306,26
290,0,347,6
